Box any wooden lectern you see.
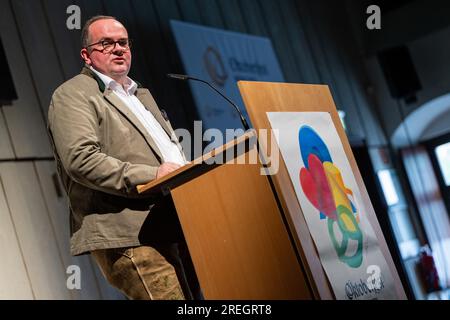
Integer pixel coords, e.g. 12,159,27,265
138,132,312,299
237,81,406,300
137,82,407,300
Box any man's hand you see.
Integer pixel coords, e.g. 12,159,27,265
156,162,182,179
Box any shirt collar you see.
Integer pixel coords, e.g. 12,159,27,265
89,66,137,95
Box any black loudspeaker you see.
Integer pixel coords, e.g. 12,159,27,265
377,45,421,102
0,38,18,105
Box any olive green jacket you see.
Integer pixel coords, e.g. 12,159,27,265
48,66,181,255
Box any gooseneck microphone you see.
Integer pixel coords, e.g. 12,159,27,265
167,73,250,131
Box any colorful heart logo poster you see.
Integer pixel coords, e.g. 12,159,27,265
267,112,399,299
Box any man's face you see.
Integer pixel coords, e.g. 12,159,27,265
81,19,131,80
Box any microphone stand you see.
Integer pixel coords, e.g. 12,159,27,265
167,73,250,131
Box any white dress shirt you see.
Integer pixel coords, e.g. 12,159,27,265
90,66,185,166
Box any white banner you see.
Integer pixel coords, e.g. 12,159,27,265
170,20,284,144
267,111,398,300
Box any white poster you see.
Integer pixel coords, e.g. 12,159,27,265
170,20,284,143
267,112,398,300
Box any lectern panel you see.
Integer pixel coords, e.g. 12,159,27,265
171,154,311,299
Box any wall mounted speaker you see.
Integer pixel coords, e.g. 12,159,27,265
377,45,421,103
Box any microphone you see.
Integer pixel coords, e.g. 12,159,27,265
167,73,250,131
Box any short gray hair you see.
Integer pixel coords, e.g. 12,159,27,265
81,15,117,48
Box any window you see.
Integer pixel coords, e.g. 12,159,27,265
338,110,347,131
435,142,450,186
377,169,400,206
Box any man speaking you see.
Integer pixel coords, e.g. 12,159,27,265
48,15,198,300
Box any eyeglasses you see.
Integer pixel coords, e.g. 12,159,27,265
86,38,132,53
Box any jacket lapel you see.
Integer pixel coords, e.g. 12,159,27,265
103,89,163,160
80,66,180,160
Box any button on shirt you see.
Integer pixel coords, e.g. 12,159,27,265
90,67,186,166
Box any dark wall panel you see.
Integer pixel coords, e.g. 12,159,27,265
148,0,197,130
196,0,225,28
258,0,300,82
4,0,385,155
278,0,320,83
41,0,81,80
176,0,202,24
216,0,247,32
237,0,269,37
11,0,64,118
